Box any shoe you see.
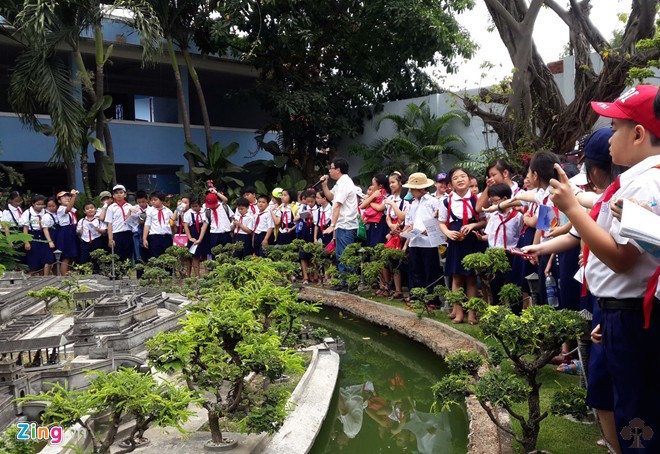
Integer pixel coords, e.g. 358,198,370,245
330,284,346,291
302,280,309,285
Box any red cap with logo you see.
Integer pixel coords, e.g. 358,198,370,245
205,193,219,209
591,85,660,139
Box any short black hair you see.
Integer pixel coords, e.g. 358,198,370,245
488,183,512,199
241,186,256,195
149,191,166,202
83,201,96,210
373,173,388,190
257,194,269,202
31,194,46,205
190,198,201,206
529,150,561,184
447,166,471,182
331,157,349,174
303,189,316,199
486,159,514,177
285,189,297,202
135,190,148,200
236,197,250,208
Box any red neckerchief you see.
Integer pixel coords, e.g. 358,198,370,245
319,206,327,227
250,203,257,214
69,209,77,224
494,210,519,248
115,200,128,222
194,211,201,232
445,193,478,227
520,202,537,235
282,206,289,227
236,214,244,234
581,177,621,297
17,206,23,217
254,210,267,231
211,207,219,227
86,217,95,242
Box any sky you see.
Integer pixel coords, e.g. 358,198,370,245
434,0,632,90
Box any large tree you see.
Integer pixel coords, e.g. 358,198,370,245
199,0,476,181
460,0,659,155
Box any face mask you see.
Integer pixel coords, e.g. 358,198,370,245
404,192,414,201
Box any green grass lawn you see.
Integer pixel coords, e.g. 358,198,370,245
354,291,605,454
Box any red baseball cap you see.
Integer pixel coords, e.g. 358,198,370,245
591,85,660,138
205,193,219,209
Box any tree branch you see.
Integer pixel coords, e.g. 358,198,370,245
478,400,524,444
483,0,522,34
522,0,545,29
568,0,607,54
543,0,572,26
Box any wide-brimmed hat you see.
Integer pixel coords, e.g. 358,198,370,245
402,172,434,189
56,191,71,199
205,193,219,209
99,191,112,199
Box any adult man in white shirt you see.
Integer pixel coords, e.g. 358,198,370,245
320,157,358,290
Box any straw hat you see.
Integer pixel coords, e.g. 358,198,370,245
402,172,434,189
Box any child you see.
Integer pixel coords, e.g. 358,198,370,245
401,172,443,304
314,190,333,247
438,167,487,324
272,189,296,245
241,186,258,214
45,198,60,252
130,190,150,263
476,159,519,212
143,191,174,259
20,195,55,275
184,198,210,277
433,173,448,201
296,189,317,284
77,201,106,265
547,86,660,453
382,171,408,299
56,190,79,275
253,194,274,257
232,197,255,259
469,177,480,197
360,173,389,247
106,184,135,262
2,191,26,263
204,192,233,255
482,183,522,305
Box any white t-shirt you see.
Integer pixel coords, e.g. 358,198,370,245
386,194,409,221
437,192,483,224
145,207,174,235
56,205,78,227
20,208,54,230
314,203,333,228
77,217,105,243
207,205,234,233
253,209,274,234
105,202,134,233
484,210,523,249
410,193,440,248
233,211,255,235
2,205,24,227
330,174,359,230
275,204,295,233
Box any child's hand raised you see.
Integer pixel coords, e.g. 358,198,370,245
549,163,579,214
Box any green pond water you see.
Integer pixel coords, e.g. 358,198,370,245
308,307,469,454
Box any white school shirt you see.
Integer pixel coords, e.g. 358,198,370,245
484,209,523,249
145,207,174,235
2,205,24,227
409,193,440,248
233,211,255,235
127,205,149,233
253,209,274,234
207,204,233,233
77,217,105,243
105,202,134,233
275,204,295,233
533,187,556,243
20,208,54,230
437,192,484,224
56,205,78,227
184,210,208,235
330,174,359,230
314,203,333,228
386,194,409,220
510,181,520,196
583,155,660,299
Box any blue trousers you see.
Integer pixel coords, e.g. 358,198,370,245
601,302,660,453
335,228,356,277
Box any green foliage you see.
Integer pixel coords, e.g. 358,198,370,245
474,368,530,408
550,384,589,421
0,222,31,270
628,16,660,83
462,248,511,303
239,387,291,434
498,283,523,308
309,327,330,341
351,102,470,183
445,350,484,376
443,288,467,307
463,297,487,314
0,426,36,454
90,249,131,280
487,344,505,367
176,141,245,196
431,373,470,412
28,286,71,314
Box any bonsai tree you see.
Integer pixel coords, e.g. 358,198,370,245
432,305,586,452
147,289,304,448
90,249,131,280
61,263,93,294
18,369,195,454
0,425,37,454
137,254,178,287
27,287,71,314
498,283,524,311
462,248,511,304
164,245,192,279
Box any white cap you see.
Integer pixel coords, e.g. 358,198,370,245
355,187,365,199
112,184,126,192
568,165,588,187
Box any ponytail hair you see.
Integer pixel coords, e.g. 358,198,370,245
529,150,561,185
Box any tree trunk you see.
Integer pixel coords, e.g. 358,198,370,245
522,373,542,452
64,155,76,189
80,143,92,196
167,37,196,181
94,25,107,192
207,409,224,444
103,123,117,186
183,48,213,154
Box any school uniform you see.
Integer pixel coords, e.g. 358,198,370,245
297,204,316,261
510,199,537,291
534,188,560,306
484,209,522,305
145,207,174,258
45,210,60,252
275,204,295,245
106,201,135,262
2,205,27,264
233,211,255,258
20,208,55,271
581,156,660,452
438,192,485,276
205,204,233,254
184,210,210,258
364,190,389,247
408,193,442,291
252,209,274,257
55,205,79,260
128,206,149,262
77,216,105,264
315,203,334,247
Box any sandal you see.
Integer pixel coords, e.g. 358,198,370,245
556,360,582,375
389,291,403,300
302,280,309,285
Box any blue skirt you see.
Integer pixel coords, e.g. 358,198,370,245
444,220,483,276
56,224,78,259
365,216,389,247
558,245,581,311
27,233,55,271
510,227,536,289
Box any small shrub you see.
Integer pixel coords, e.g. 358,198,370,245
498,283,523,308
550,384,589,421
445,350,484,375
